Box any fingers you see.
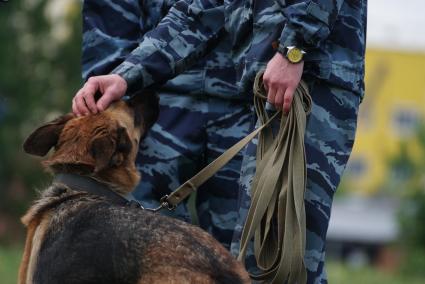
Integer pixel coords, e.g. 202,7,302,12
72,74,127,115
72,78,99,116
96,90,119,112
283,88,295,114
72,75,126,114
263,79,294,113
96,75,128,111
72,93,80,115
263,74,286,111
82,80,98,114
73,89,92,116
263,71,277,106
267,86,277,106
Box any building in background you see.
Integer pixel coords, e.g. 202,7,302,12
344,49,425,194
328,0,425,267
340,0,425,195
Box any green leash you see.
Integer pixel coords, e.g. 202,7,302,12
238,72,311,284
161,102,280,211
158,71,311,283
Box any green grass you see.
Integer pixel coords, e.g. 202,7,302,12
1,245,424,284
327,261,425,284
0,246,22,284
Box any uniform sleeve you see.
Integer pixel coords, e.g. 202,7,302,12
111,0,225,93
82,0,144,80
276,0,345,48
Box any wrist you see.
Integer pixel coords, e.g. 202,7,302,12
111,62,144,94
112,74,127,89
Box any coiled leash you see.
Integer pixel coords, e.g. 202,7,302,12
156,71,312,284
238,72,311,284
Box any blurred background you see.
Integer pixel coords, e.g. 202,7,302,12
0,0,424,283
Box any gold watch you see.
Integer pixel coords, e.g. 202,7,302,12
278,46,306,64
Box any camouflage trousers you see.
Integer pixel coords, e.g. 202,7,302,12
131,79,360,283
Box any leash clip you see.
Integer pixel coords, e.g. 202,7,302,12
159,195,177,211
127,195,176,212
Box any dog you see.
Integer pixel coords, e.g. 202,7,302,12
19,92,250,284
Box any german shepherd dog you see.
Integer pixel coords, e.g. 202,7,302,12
19,92,250,284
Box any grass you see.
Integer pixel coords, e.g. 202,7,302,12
327,261,425,284
1,245,424,284
0,245,22,284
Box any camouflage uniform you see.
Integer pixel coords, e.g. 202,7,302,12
83,0,252,249
82,0,367,282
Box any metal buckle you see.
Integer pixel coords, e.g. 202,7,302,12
126,195,177,212
159,195,177,211
126,199,167,212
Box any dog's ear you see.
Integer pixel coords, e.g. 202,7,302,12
141,91,159,130
90,126,132,173
127,91,159,130
23,114,74,156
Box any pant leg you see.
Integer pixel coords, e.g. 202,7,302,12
131,93,208,222
303,81,360,283
196,97,255,249
230,79,360,283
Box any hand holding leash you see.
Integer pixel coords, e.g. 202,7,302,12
263,52,304,113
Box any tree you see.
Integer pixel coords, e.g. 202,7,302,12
0,0,82,243
388,126,425,276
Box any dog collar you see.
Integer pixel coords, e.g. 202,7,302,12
53,173,131,206
53,174,173,212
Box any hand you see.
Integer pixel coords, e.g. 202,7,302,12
72,74,128,116
263,52,304,113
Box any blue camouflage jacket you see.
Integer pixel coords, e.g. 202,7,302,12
83,0,367,98
83,0,239,99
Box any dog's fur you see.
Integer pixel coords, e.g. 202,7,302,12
19,93,250,284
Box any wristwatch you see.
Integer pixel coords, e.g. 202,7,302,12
277,45,306,64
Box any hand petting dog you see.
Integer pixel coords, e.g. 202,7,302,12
73,74,127,116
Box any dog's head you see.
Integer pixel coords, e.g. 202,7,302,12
23,92,159,194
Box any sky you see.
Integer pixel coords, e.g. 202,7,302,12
367,0,425,52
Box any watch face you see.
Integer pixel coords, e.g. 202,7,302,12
287,48,303,63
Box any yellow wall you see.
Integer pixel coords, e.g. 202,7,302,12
343,49,425,194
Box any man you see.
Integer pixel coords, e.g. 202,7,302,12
74,0,367,282
79,0,255,250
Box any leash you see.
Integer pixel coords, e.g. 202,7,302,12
156,71,311,283
237,72,311,283
158,111,281,211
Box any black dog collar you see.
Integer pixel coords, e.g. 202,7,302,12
53,174,166,212
53,173,131,206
